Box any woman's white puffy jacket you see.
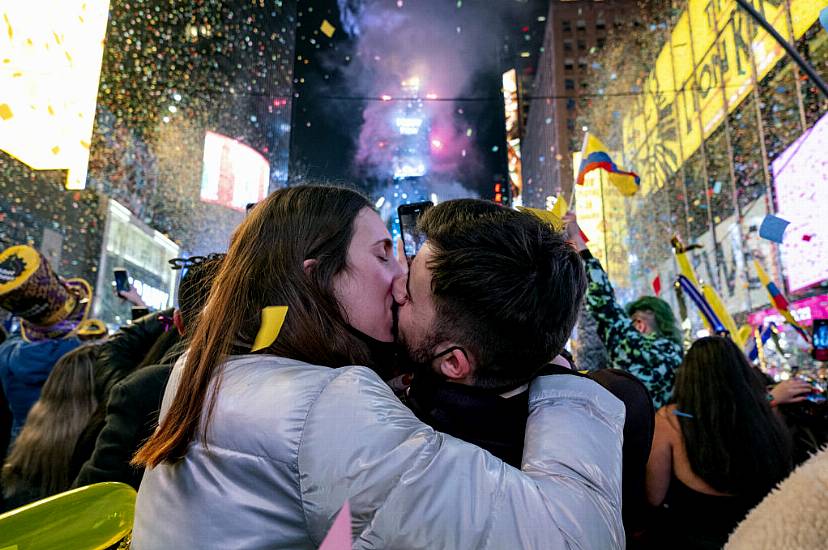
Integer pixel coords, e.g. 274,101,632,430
132,355,626,549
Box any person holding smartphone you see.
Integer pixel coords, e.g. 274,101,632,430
113,268,150,321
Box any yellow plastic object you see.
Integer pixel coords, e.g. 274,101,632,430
251,306,289,352
702,284,744,348
516,206,564,231
0,482,136,550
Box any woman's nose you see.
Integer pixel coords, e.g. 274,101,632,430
392,274,409,305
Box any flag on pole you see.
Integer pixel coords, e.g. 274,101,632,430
576,133,640,196
752,258,810,344
652,275,662,296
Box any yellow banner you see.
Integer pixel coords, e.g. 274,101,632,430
0,1,110,189
621,0,822,195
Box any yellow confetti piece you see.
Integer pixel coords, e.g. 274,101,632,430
251,306,288,352
320,19,336,38
517,206,564,231
0,104,13,121
551,195,568,219
51,146,60,155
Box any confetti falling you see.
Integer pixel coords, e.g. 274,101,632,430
520,0,828,340
2,0,297,327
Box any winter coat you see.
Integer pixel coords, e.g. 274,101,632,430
726,445,828,549
0,335,81,443
68,310,175,481
133,354,626,549
73,363,172,490
91,309,174,404
582,253,683,409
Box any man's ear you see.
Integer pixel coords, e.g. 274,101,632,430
173,309,186,336
303,259,318,275
437,345,473,382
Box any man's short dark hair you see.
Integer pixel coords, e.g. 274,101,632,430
419,199,586,390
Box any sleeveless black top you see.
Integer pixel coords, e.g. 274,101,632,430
648,476,757,549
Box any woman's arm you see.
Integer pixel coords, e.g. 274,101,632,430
646,408,674,506
300,366,626,550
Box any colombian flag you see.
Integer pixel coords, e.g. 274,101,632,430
577,133,640,196
753,258,810,344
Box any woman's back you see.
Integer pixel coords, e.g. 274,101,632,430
134,355,338,549
647,407,758,549
645,337,792,549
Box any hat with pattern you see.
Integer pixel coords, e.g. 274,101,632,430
0,245,92,342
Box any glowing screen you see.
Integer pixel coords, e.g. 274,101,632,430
772,112,828,293
0,1,110,189
200,131,269,212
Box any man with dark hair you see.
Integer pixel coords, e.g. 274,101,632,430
394,199,593,463
72,255,223,489
394,200,652,545
399,199,586,389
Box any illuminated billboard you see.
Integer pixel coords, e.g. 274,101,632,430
620,0,822,195
93,199,180,325
772,111,828,293
0,1,110,189
200,131,270,212
502,69,523,206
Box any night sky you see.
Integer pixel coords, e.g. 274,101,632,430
289,0,548,201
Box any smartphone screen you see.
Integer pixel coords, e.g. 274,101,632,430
113,268,130,294
398,201,433,259
813,319,828,361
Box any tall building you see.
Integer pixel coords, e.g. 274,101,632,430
495,0,550,206
540,0,827,364
521,0,639,208
1,0,298,325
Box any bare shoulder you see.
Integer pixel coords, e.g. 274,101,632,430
655,405,681,434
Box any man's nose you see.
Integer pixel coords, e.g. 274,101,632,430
392,274,409,305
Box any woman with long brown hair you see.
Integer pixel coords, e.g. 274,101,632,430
131,185,626,549
645,336,793,548
2,343,100,510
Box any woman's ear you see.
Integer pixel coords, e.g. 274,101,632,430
303,259,318,275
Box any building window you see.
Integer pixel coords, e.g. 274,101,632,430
578,58,588,71
597,37,606,48
565,79,575,90
567,119,576,131
577,39,586,50
562,20,572,32
576,19,586,31
563,39,573,52
564,59,574,71
566,98,576,111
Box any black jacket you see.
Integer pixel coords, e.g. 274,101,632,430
70,311,176,483
92,309,174,404
73,363,173,489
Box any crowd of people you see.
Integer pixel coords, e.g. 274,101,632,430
0,184,826,549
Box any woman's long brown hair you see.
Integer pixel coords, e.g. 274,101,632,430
133,185,375,467
2,344,100,499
